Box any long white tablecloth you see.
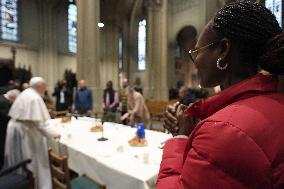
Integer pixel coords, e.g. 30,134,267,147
46,118,171,189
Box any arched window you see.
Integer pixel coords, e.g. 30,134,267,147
118,35,123,69
138,19,146,71
265,0,282,27
68,0,77,53
0,0,18,41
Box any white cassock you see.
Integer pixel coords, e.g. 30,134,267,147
5,88,57,189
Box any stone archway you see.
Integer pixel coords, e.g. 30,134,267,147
174,25,198,89
176,25,197,60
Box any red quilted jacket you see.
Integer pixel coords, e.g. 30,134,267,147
157,73,284,189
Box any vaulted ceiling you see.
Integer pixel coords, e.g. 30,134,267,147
101,0,138,23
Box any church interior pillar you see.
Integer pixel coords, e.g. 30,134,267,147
37,0,59,92
77,0,102,111
145,0,168,100
100,20,120,90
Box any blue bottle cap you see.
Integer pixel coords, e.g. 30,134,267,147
136,123,145,138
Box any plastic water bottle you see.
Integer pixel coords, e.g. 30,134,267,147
136,123,145,139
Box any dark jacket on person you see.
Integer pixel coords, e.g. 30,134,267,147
52,87,72,111
75,87,93,111
0,95,11,169
103,89,119,112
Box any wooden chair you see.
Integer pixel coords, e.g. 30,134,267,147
169,99,178,105
0,159,34,189
46,102,56,111
146,99,179,132
50,110,69,118
95,112,104,120
48,148,106,189
145,100,167,132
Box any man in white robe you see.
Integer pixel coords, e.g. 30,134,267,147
5,77,59,189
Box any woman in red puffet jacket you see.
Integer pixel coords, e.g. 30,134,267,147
157,1,284,189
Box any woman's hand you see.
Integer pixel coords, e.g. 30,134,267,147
163,102,197,136
175,104,196,136
163,102,180,134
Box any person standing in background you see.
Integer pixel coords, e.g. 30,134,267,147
102,81,119,122
52,80,72,111
133,77,143,95
0,89,20,169
118,78,129,124
21,83,29,91
75,80,93,116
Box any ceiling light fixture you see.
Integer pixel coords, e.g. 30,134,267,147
98,23,104,28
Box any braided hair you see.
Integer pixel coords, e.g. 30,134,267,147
210,1,284,75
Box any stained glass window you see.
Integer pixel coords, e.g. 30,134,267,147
0,0,18,41
265,0,282,27
118,35,123,69
138,19,146,71
68,1,77,53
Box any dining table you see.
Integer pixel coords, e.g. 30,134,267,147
46,117,171,189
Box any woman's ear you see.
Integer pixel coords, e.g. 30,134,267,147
218,38,231,60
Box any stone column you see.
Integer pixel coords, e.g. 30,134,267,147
77,0,101,111
145,0,168,100
37,0,58,92
100,20,120,90
144,1,154,99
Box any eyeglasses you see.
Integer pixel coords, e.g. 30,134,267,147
188,42,218,63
